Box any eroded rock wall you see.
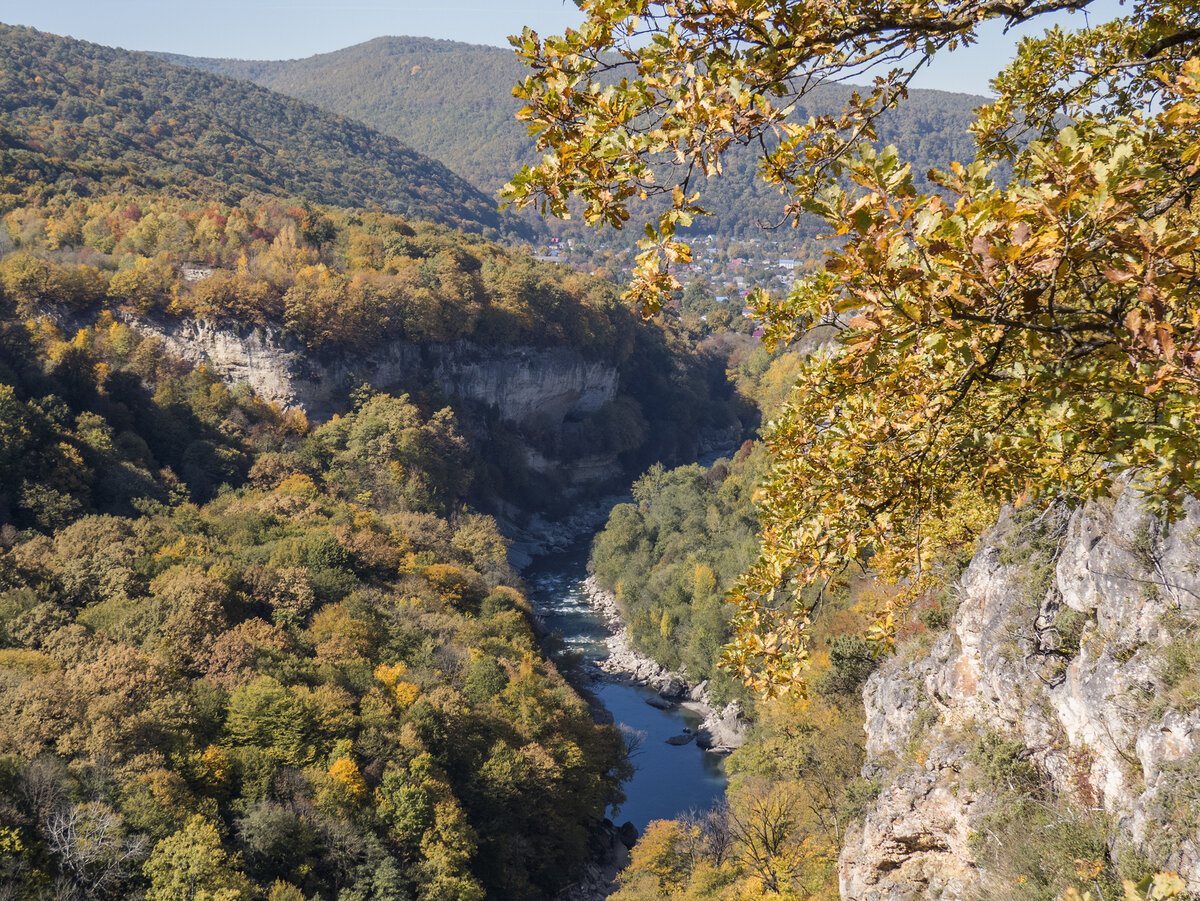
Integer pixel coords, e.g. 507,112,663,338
124,314,619,426
840,486,1200,900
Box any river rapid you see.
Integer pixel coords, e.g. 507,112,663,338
524,537,728,834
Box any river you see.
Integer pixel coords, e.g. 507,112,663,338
524,536,729,834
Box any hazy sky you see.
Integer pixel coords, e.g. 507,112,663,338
2,0,1121,96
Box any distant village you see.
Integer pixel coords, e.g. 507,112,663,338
529,231,818,328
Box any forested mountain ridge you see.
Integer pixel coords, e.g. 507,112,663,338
162,38,533,204
0,29,669,888
167,36,993,239
0,25,527,237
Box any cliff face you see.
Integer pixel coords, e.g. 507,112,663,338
840,486,1200,899
128,314,619,426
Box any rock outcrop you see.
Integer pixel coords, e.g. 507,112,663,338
122,313,619,425
557,818,639,901
840,485,1200,899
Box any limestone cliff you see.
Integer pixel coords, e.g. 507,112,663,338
124,313,619,426
840,485,1200,899
109,312,629,508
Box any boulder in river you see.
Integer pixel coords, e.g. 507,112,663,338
645,696,676,710
666,733,695,746
659,676,689,700
695,699,745,752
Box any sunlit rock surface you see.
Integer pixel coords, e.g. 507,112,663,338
841,486,1200,899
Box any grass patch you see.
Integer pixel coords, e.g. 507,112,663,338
1154,635,1200,715
1052,606,1089,657
967,727,1155,901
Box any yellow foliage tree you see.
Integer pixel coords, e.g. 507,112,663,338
327,757,368,800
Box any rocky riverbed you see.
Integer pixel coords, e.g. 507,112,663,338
579,576,747,753
504,442,741,569
503,495,631,569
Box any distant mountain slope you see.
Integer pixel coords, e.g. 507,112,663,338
0,25,526,236
165,37,537,201
171,36,994,239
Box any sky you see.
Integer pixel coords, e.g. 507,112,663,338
0,0,1122,96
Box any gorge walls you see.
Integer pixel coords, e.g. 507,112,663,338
841,486,1200,899
124,314,619,426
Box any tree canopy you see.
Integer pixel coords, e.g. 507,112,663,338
0,24,523,237
504,0,1200,693
0,298,630,900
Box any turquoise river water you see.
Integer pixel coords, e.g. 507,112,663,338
524,538,728,833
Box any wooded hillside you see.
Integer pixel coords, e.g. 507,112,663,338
0,25,526,237
0,287,631,900
169,36,991,240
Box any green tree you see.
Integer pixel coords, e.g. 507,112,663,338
224,676,321,768
144,815,252,901
506,0,1200,694
376,767,436,851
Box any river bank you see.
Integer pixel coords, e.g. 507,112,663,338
517,486,744,901
581,576,747,753
525,544,731,901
